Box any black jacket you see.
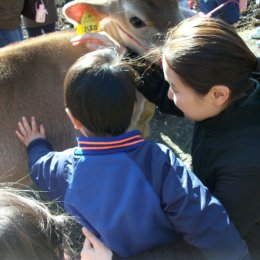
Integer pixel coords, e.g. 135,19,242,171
136,68,260,259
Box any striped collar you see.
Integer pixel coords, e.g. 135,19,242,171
75,130,144,155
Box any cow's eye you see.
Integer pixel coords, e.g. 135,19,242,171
130,16,146,28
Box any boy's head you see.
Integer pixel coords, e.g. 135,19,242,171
64,49,139,137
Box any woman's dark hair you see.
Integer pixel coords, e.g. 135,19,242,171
64,49,139,137
162,16,257,102
0,187,73,260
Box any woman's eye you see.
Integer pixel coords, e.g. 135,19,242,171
129,16,146,28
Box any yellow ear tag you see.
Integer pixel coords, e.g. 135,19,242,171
76,11,100,34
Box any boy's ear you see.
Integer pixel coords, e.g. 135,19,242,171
209,85,230,106
65,108,83,130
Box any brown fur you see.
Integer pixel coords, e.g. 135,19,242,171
0,31,85,184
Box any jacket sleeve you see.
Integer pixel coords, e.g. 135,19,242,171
160,149,249,260
27,138,74,206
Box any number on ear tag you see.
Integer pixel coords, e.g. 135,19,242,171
76,11,100,34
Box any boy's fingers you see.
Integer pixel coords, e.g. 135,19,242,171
17,121,27,136
39,124,46,137
31,116,38,131
15,130,28,146
15,130,25,142
22,116,31,131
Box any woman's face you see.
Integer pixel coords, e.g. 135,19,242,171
162,57,221,121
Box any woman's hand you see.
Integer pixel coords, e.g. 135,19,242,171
15,116,46,147
71,31,126,54
81,227,113,260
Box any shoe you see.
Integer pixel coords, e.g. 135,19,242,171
256,40,260,48
251,27,260,39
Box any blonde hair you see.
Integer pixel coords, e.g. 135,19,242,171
0,186,74,260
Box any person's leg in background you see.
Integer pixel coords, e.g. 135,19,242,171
42,23,56,34
0,26,23,48
199,0,240,24
25,23,55,38
199,0,217,16
26,27,43,37
214,0,240,24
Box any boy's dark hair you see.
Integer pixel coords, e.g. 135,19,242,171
64,49,139,137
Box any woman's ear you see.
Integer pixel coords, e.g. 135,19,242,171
210,85,230,106
65,108,83,130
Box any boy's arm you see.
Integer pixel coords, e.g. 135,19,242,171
16,116,72,206
27,138,53,168
161,150,249,260
27,138,75,206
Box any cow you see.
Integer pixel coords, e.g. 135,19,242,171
0,0,194,185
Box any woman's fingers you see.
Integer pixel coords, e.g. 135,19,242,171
82,228,103,248
81,227,113,260
71,31,124,52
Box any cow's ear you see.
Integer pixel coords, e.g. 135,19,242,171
62,0,113,25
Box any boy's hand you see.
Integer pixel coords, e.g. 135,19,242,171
15,116,46,147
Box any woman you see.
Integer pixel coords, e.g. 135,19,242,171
74,16,260,260
140,15,260,260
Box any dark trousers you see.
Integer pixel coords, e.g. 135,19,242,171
26,23,56,37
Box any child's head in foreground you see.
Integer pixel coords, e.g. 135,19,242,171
0,186,72,260
64,49,139,137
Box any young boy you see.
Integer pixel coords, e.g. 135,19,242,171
16,49,248,259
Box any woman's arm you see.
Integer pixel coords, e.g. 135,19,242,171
136,63,183,116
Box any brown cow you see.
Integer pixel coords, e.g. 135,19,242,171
0,0,193,185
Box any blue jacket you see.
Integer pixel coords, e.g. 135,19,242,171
27,130,248,258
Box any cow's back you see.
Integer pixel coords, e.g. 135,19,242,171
0,30,86,185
